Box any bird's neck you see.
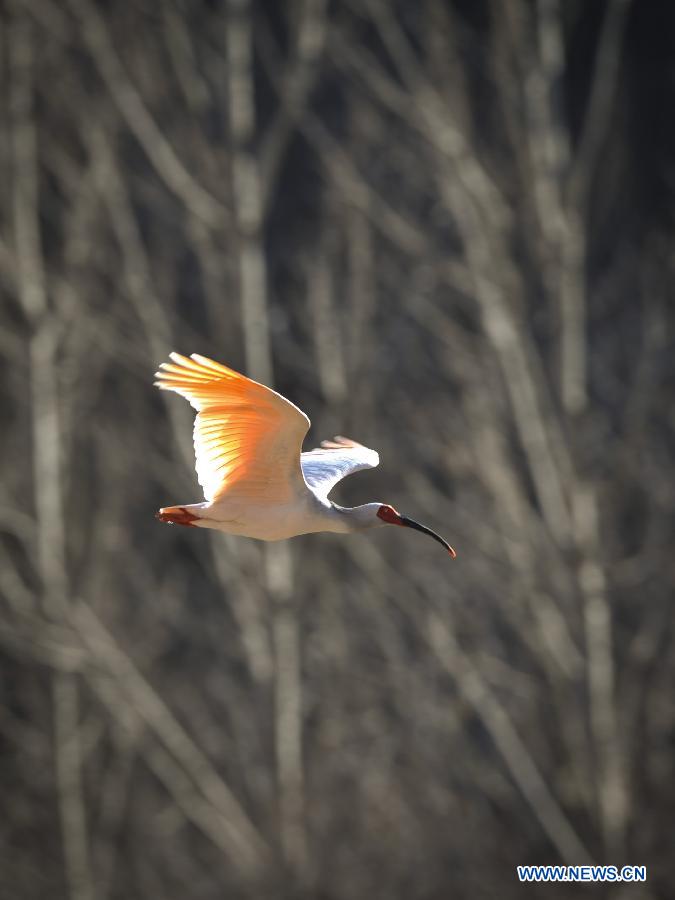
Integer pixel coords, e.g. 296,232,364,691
327,502,381,533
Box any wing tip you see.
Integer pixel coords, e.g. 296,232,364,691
318,436,379,466
155,352,243,383
169,351,191,365
320,435,361,449
154,353,230,389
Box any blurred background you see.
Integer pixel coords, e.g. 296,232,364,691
1,1,674,898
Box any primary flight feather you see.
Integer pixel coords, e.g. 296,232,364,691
154,353,456,556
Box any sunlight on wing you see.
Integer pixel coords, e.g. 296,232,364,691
155,353,309,503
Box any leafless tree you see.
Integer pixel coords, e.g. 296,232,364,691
1,1,672,898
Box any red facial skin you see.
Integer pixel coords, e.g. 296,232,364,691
376,504,457,557
377,504,403,525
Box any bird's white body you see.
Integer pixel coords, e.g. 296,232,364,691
154,353,456,556
177,494,360,541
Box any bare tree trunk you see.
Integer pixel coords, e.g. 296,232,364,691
9,10,94,900
226,0,308,879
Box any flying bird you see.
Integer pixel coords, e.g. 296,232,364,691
154,353,456,557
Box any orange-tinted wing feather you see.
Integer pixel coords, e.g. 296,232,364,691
154,353,310,503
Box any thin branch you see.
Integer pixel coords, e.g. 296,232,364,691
74,602,272,874
568,0,632,208
259,0,328,212
427,611,594,866
66,0,226,228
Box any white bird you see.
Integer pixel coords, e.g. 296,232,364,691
154,353,456,557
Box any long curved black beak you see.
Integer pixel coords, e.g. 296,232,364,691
399,515,457,558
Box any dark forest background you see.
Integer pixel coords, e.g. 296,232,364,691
1,1,674,898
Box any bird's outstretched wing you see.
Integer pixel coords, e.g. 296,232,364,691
301,436,379,501
155,353,310,503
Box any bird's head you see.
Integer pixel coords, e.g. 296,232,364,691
375,504,457,557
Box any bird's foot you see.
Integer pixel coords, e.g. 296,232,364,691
156,506,198,527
